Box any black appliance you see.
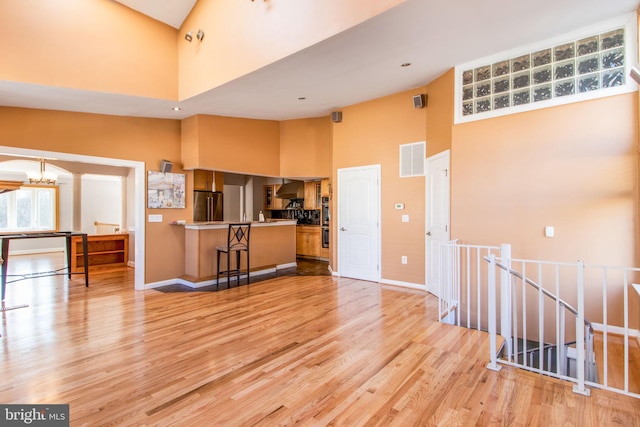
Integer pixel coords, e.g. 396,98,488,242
322,226,329,248
193,190,223,222
321,196,329,248
321,197,329,227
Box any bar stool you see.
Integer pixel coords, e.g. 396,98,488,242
216,223,251,288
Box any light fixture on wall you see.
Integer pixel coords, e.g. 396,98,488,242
196,29,205,41
27,159,57,185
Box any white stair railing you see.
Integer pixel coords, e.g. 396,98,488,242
437,242,501,328
439,241,640,399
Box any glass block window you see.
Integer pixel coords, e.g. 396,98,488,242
457,19,633,123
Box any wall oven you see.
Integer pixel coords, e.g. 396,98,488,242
321,197,329,227
322,226,329,248
321,196,329,248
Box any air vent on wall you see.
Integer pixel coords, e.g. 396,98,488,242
400,142,425,177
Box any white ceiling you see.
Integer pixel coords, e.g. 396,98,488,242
1,0,638,121
113,0,197,29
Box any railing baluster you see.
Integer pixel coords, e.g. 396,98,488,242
456,245,461,327
486,253,501,371
464,246,470,329
602,267,608,388
476,248,481,331
499,244,512,360
573,260,590,396
513,273,519,365
538,263,544,372
623,270,629,393
559,304,566,376
522,261,527,368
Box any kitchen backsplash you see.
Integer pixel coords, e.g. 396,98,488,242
270,209,320,225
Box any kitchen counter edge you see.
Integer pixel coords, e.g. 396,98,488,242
184,220,297,230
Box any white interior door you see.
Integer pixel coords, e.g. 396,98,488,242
337,165,380,282
425,150,450,296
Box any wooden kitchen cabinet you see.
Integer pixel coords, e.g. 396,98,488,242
321,178,330,197
304,181,317,210
296,226,321,258
273,185,283,209
194,170,224,191
194,169,213,191
264,185,283,210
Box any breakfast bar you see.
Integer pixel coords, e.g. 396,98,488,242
181,220,297,286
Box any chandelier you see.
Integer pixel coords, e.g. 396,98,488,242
27,159,57,185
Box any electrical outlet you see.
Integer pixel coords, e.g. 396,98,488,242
401,255,407,264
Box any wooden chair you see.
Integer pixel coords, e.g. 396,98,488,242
216,223,251,288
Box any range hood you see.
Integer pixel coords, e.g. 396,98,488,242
276,181,303,199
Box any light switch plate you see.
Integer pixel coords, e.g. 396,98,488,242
148,214,163,223
402,214,409,222
545,226,554,237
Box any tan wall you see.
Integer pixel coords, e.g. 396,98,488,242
0,0,178,100
0,107,185,284
333,88,427,284
451,93,639,328
280,117,332,178
181,116,200,169
179,0,407,99
182,115,280,177
425,70,454,156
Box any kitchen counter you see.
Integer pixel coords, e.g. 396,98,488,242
185,219,296,230
181,219,296,287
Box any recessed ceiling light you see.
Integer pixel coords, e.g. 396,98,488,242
401,63,412,67
298,97,306,100
172,107,182,111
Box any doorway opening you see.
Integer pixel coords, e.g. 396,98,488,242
0,145,146,290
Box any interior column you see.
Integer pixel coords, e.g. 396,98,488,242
72,173,82,232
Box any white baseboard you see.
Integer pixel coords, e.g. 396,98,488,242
144,279,177,290
147,263,297,289
127,260,135,268
380,278,427,291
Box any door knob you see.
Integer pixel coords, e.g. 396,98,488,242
340,227,346,231
426,231,431,236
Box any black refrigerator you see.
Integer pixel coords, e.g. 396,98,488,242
193,191,223,222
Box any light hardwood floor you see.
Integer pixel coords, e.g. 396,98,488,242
0,253,639,426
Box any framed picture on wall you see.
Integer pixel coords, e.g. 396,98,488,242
147,171,185,208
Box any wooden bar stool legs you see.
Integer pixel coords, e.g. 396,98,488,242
216,223,251,288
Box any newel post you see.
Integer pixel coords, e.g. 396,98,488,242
573,260,590,396
499,243,512,360
487,253,502,372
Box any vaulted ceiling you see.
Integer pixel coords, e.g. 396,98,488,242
1,0,638,121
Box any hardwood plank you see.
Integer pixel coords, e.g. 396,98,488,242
0,253,638,426
594,331,640,394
